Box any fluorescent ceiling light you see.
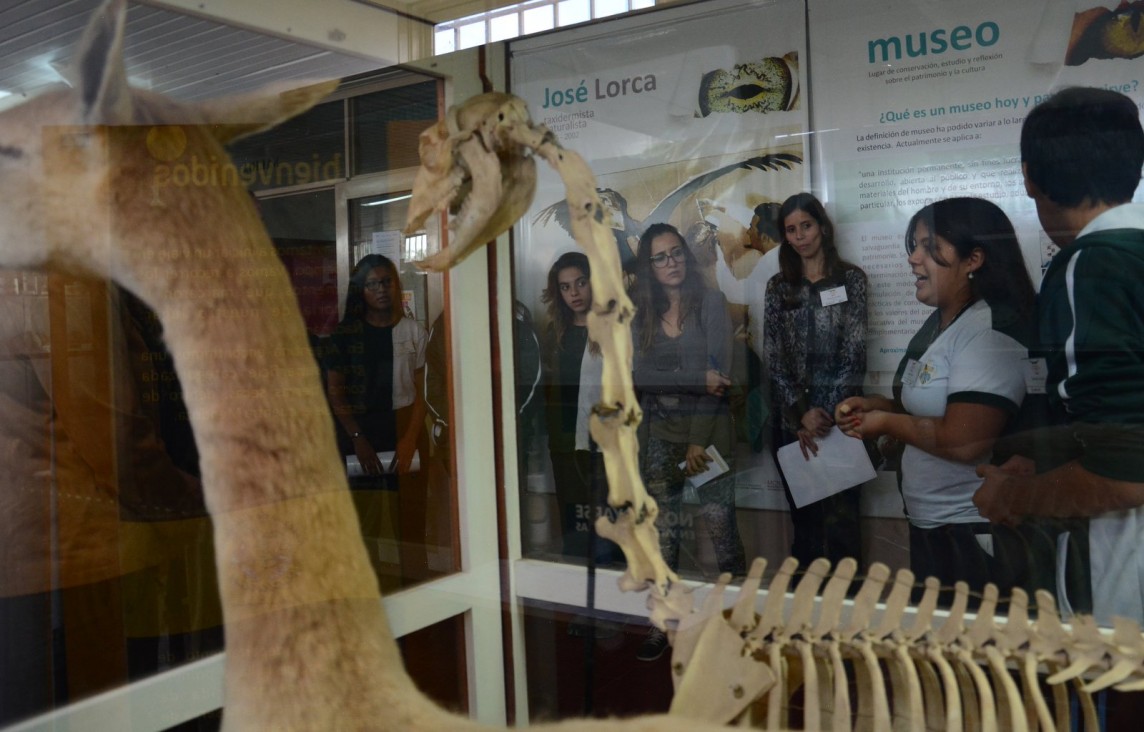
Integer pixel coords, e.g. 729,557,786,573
362,193,412,207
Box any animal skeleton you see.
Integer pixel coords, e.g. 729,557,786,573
407,90,676,593
402,91,1144,729
652,556,1144,730
3,0,1144,729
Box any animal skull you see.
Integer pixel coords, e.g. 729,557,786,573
405,94,678,595
405,92,539,271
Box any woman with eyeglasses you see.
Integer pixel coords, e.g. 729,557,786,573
630,223,747,661
326,253,431,583
764,192,868,568
834,198,1036,601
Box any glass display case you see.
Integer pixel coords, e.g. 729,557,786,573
4,0,1144,730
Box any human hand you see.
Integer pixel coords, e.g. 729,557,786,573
834,398,866,435
973,464,1023,527
395,435,418,473
353,435,383,475
706,368,731,396
837,408,888,441
800,407,833,436
685,444,711,475
796,428,819,460
998,454,1036,477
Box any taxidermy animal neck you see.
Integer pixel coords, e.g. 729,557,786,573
0,1,462,728
1,2,737,730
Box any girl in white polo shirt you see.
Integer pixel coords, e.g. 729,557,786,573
835,197,1036,603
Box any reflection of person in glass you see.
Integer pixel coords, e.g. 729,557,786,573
541,252,611,561
764,193,867,567
837,198,1036,601
0,277,221,724
712,201,783,361
630,224,747,660
325,254,430,582
974,87,1144,624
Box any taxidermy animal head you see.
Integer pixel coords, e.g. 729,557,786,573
0,1,730,729
0,0,424,728
13,2,1144,731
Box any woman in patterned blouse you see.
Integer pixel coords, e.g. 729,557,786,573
764,192,868,567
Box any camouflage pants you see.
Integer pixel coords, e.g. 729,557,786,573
643,437,746,576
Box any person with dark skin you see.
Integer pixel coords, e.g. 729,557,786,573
326,254,430,583
972,87,1144,623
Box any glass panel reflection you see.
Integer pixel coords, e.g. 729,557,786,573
330,193,457,592
0,272,223,727
227,100,345,193
350,82,438,177
400,614,469,714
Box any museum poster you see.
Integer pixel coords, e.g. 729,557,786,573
807,0,1144,372
510,0,809,508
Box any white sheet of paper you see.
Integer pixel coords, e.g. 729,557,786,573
346,450,420,476
369,230,402,264
679,445,730,488
776,427,876,508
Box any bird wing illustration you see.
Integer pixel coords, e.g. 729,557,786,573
531,152,802,264
642,153,802,226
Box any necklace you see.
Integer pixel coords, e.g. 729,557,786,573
930,298,976,346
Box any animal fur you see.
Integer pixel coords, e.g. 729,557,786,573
0,1,727,729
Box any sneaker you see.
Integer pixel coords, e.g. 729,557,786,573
636,627,669,662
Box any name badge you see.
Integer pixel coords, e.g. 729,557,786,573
901,358,921,386
1025,357,1047,394
819,285,848,307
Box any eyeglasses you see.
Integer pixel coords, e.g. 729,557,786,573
364,279,391,292
650,246,686,268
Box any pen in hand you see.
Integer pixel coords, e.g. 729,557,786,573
707,356,730,396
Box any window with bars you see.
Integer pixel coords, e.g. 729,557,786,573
434,0,656,54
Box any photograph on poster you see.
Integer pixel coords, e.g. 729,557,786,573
1065,0,1144,65
511,0,811,569
694,52,801,117
531,150,802,267
508,0,1144,612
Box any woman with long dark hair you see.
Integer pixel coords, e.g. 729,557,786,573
631,223,747,661
764,192,868,567
835,197,1036,599
325,254,431,583
540,251,613,561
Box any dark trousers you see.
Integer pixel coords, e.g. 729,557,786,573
347,405,433,586
780,482,862,569
549,449,621,563
909,522,1001,610
773,428,862,568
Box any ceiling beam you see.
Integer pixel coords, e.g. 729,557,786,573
144,0,435,65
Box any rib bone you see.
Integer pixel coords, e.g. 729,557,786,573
400,90,1144,732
